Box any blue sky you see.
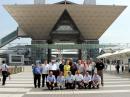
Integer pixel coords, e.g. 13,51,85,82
0,0,130,44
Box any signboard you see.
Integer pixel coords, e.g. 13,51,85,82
9,54,24,64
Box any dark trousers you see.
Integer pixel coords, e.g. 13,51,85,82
117,68,120,74
84,81,92,89
34,74,41,88
65,82,75,89
46,82,55,90
2,71,7,85
42,74,48,87
75,81,84,89
97,70,103,85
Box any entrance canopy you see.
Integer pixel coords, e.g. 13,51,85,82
4,4,126,40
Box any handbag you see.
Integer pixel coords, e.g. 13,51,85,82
4,71,10,77
4,65,10,77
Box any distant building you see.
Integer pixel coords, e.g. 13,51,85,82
100,48,115,55
34,0,45,4
84,0,96,5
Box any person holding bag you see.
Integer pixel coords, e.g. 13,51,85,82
0,61,9,85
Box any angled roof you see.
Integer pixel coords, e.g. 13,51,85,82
4,4,126,40
55,0,76,4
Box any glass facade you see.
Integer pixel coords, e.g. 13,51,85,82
34,0,45,4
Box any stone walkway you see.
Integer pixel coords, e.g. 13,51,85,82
0,70,130,97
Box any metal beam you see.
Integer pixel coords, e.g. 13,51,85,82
27,44,116,49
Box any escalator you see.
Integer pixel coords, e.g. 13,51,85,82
0,28,18,48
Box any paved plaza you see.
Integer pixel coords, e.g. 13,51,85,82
0,69,130,97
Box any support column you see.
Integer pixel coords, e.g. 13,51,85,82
78,49,82,60
47,49,51,63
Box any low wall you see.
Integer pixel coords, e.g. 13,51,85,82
8,66,24,74
0,66,24,76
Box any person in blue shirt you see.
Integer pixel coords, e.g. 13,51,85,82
65,71,75,89
32,64,42,88
46,71,56,90
91,72,101,89
83,72,92,89
57,71,65,89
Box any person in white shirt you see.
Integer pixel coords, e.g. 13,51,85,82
0,61,9,85
83,72,92,89
76,60,84,73
75,70,84,89
41,60,49,87
49,60,59,78
88,58,96,75
46,71,56,90
65,71,75,89
92,72,101,88
57,71,65,89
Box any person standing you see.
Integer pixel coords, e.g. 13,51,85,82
88,58,96,76
116,64,120,74
0,61,9,85
78,61,85,74
49,60,59,78
32,64,42,88
64,60,71,77
70,62,78,75
41,60,49,87
59,59,65,72
95,59,105,86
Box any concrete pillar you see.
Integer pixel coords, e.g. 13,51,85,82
47,49,51,63
78,49,82,60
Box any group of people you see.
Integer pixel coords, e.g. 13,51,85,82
32,58,105,90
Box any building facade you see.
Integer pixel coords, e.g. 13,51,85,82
34,0,45,4
84,0,96,5
3,0,126,62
